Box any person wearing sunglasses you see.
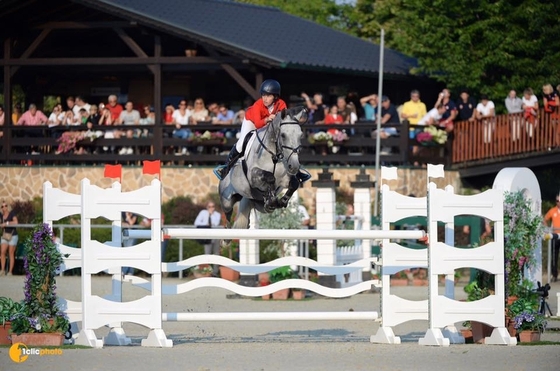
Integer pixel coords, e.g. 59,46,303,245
544,196,560,281
0,201,18,276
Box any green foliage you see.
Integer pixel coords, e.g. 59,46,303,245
163,196,199,225
269,266,297,283
508,297,538,319
12,198,42,224
237,0,354,32
0,84,26,110
10,224,70,335
258,205,304,261
0,297,25,325
463,281,492,302
504,191,545,297
221,239,239,260
164,239,204,265
360,0,560,99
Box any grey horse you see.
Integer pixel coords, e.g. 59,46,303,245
218,106,309,231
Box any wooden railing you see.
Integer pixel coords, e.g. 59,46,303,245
452,108,558,166
1,120,448,167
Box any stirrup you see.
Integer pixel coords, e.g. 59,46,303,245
214,165,227,180
297,169,312,183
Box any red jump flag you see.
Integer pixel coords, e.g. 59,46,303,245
104,164,122,182
143,160,161,180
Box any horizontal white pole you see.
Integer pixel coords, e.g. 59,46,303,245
163,228,425,240
124,230,152,239
162,311,378,322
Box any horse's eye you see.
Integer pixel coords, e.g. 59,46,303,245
281,133,286,140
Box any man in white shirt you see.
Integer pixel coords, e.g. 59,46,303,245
475,95,495,120
418,104,446,126
72,96,91,118
475,95,495,143
194,202,222,276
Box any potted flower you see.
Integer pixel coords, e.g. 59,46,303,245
192,264,213,278
0,297,24,345
269,266,297,300
513,311,547,342
9,223,70,346
506,280,540,337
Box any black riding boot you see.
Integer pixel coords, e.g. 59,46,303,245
217,146,242,180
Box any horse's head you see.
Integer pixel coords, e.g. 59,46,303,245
271,106,307,175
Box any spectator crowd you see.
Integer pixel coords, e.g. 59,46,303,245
1,83,558,161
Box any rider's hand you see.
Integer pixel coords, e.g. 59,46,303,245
267,114,276,123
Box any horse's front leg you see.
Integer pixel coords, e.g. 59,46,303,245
278,175,300,208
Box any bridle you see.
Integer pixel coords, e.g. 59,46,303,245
255,117,302,175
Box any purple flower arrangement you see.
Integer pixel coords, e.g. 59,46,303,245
10,223,70,335
189,130,226,143
513,311,547,332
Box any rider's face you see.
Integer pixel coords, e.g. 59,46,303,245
261,94,275,106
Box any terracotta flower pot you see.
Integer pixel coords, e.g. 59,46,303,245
0,322,12,345
461,329,473,344
390,278,408,287
272,288,290,300
11,333,64,346
505,316,516,337
292,290,306,300
261,294,271,300
518,330,540,343
219,266,240,282
471,321,494,344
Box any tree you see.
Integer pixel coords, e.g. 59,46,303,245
237,0,353,32
355,0,560,99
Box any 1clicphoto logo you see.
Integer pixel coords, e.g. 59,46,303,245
9,342,63,363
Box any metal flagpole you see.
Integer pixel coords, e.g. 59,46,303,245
373,29,385,217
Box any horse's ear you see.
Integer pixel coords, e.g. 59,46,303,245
281,109,287,120
297,107,308,124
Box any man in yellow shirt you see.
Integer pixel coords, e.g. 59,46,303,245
401,89,427,126
544,196,560,281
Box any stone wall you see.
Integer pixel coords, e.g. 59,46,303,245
0,166,461,217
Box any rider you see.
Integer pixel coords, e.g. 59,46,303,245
216,79,310,183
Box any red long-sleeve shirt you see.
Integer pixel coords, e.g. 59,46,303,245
245,98,287,129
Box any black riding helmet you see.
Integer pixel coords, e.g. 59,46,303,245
260,79,281,97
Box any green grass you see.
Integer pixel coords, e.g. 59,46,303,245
517,341,560,346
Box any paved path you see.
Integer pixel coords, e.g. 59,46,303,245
1,275,559,371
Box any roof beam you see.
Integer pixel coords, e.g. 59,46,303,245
37,21,136,29
221,63,259,100
2,56,240,66
11,28,51,77
114,27,156,74
203,46,258,99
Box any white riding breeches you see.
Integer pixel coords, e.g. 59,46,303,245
235,118,257,152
